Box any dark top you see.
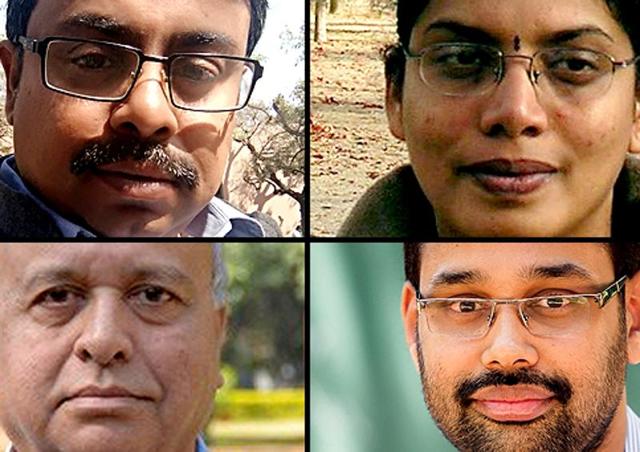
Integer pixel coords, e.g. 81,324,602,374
339,162,640,238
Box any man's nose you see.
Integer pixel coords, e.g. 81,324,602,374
480,306,539,372
73,289,133,367
479,59,549,139
109,61,179,141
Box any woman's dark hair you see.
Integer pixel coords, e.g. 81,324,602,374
404,242,640,290
386,0,640,96
6,0,268,56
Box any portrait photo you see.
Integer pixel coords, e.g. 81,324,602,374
311,242,640,451
0,242,305,452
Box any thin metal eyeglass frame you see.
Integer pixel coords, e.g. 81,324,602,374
415,275,627,337
403,43,640,97
16,35,264,113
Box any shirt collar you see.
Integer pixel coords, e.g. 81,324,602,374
6,434,210,452
0,154,263,237
627,405,640,452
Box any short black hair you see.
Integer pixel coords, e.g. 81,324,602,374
386,0,640,97
6,0,268,56
403,242,640,290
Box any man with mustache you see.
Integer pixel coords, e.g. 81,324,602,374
0,243,227,452
0,0,268,237
401,242,640,451
340,0,640,237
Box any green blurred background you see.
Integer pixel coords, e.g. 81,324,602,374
210,243,305,449
310,243,640,452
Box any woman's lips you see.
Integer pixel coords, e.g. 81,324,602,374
459,159,558,195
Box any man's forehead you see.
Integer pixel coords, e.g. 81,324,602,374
0,243,213,278
27,0,251,53
420,243,613,278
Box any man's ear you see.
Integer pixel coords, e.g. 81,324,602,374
401,281,420,371
626,271,640,364
385,78,405,141
214,306,228,389
629,98,640,155
0,40,21,126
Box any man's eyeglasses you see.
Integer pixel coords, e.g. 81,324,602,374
416,275,627,338
404,43,639,101
16,36,264,113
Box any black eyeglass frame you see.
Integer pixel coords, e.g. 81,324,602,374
16,35,264,113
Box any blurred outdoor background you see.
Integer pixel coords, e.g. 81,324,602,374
311,0,404,236
0,243,305,451
0,0,305,236
311,243,640,452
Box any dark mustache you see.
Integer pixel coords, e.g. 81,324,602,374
70,140,200,190
456,369,573,407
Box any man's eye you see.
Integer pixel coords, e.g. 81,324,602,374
174,60,221,82
128,286,177,306
449,300,485,313
537,297,570,308
36,287,85,306
71,53,113,70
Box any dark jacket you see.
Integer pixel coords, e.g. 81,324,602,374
0,179,63,238
339,161,640,238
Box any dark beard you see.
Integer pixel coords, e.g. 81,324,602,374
416,313,627,452
70,139,200,190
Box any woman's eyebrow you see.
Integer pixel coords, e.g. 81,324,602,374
423,20,499,46
545,26,615,45
422,21,615,48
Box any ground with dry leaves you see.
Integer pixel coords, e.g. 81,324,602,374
311,14,408,236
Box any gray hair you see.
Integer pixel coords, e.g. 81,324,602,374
212,244,227,308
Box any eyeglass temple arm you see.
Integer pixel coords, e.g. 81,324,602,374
15,36,38,53
599,276,627,307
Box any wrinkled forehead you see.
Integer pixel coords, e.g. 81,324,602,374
27,0,251,54
0,243,213,288
410,0,630,51
419,243,614,292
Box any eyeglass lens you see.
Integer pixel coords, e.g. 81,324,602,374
419,43,616,100
422,295,596,338
44,39,256,111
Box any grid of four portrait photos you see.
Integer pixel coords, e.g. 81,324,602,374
1,0,640,451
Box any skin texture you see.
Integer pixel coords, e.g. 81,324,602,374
0,243,226,452
0,0,251,237
401,243,640,452
386,0,640,237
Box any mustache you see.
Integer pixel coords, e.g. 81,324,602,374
456,369,573,407
70,140,200,190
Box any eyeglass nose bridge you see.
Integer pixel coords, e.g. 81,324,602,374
486,300,532,335
495,54,542,88
126,53,171,89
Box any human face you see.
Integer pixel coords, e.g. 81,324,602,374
0,243,225,452
387,0,640,237
0,0,251,237
401,243,634,452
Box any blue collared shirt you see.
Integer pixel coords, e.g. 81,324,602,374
6,434,210,451
0,155,264,237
